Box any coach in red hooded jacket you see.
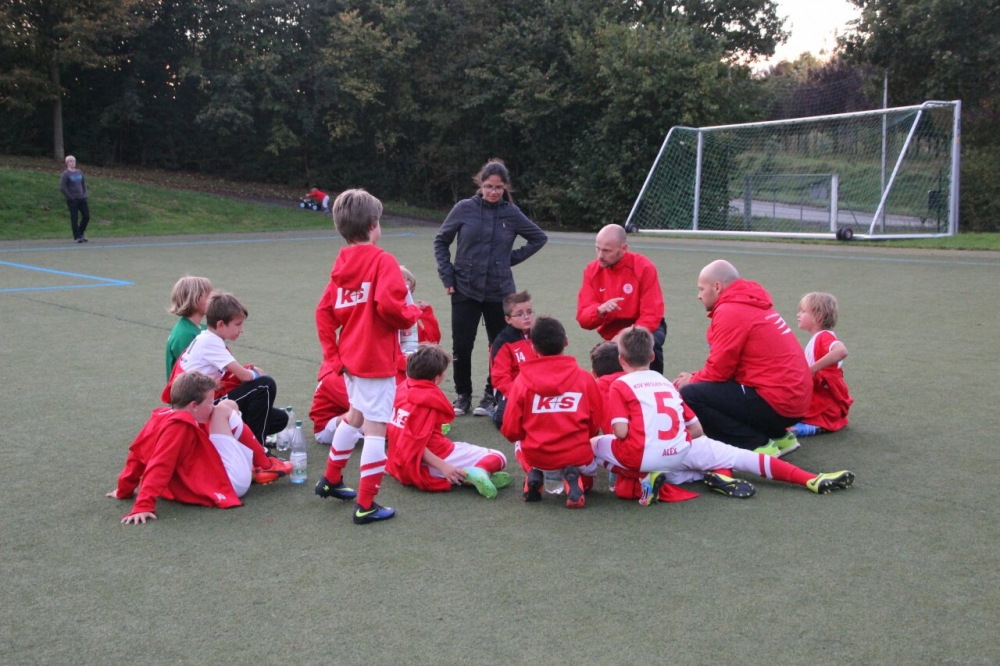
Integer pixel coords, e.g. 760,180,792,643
674,260,811,450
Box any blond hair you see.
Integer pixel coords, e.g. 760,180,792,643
801,292,839,330
168,276,213,317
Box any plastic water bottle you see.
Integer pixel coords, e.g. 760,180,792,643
544,470,564,495
289,420,307,484
399,289,419,354
276,406,295,451
608,472,618,494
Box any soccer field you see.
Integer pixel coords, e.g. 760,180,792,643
2,227,998,664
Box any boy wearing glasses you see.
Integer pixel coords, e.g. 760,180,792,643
488,290,538,429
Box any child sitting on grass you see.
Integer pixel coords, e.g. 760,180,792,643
163,291,289,446
589,340,698,503
165,276,212,381
488,290,538,430
793,292,853,437
592,326,855,506
400,266,441,344
108,371,292,524
501,316,602,508
386,344,511,497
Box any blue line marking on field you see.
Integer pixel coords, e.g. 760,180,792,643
0,260,133,293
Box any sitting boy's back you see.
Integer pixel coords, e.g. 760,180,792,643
501,316,602,471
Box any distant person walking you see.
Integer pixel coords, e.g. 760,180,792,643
433,158,548,418
59,155,90,243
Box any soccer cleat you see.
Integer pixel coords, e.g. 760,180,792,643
464,467,498,499
314,475,358,500
563,466,586,508
771,431,801,457
752,441,781,457
452,394,472,416
806,470,855,494
252,456,293,485
472,392,496,417
523,468,544,502
490,471,513,489
791,422,822,437
703,471,757,498
638,472,666,506
353,502,396,525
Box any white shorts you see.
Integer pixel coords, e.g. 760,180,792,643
345,373,396,423
592,434,753,484
209,433,253,497
427,442,506,479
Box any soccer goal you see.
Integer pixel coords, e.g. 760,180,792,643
625,101,961,240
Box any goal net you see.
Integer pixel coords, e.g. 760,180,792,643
626,101,961,239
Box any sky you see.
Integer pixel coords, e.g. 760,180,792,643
768,0,862,64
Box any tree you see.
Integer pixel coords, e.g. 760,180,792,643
0,0,142,160
842,0,1000,230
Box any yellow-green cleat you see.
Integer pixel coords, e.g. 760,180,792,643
752,441,781,457
464,467,498,499
806,470,855,494
490,471,513,489
771,431,800,457
703,471,756,498
638,472,666,506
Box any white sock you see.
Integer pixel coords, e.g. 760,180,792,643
328,420,363,461
315,417,341,445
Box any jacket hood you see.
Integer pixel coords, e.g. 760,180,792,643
331,244,381,284
405,378,456,423
517,355,583,394
714,278,773,312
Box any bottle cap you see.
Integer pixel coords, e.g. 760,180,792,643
295,420,303,427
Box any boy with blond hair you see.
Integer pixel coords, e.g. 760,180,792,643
794,292,853,436
400,266,441,344
386,344,511,497
314,189,421,525
163,291,289,452
593,326,855,506
165,276,213,380
501,316,602,509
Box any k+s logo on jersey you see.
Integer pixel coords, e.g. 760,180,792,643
335,282,371,309
390,407,410,429
532,392,582,413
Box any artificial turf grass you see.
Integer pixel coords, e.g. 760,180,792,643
2,230,999,663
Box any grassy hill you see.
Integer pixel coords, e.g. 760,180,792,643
2,154,997,249
0,155,444,241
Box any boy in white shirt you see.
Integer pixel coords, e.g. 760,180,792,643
592,326,855,505
163,291,289,447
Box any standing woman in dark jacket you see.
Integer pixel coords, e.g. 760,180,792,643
434,158,547,416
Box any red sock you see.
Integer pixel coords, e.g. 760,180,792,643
323,454,345,485
713,468,734,477
235,425,270,468
514,446,531,473
581,474,594,493
356,436,386,509
356,470,383,510
474,452,505,475
759,455,815,486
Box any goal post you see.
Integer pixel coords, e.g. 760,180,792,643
625,101,961,240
